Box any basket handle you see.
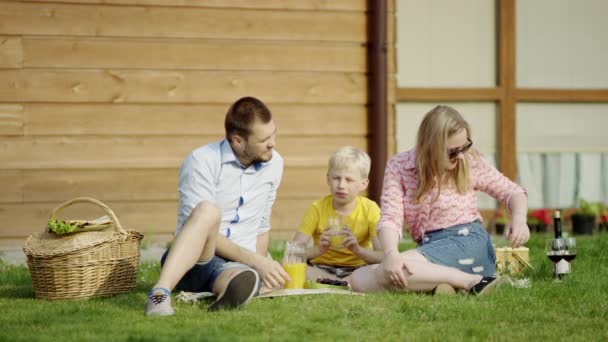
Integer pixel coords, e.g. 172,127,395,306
512,252,535,271
48,197,126,235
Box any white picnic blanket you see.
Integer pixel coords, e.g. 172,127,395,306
175,287,364,305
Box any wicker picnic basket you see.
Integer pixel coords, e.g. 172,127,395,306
23,197,143,300
495,246,533,276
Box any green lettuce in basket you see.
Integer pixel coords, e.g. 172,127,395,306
47,220,84,235
47,216,113,235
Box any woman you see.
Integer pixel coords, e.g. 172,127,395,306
351,105,530,295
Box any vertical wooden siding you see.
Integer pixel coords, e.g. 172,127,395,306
0,0,377,244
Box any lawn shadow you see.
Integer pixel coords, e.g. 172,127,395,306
0,261,35,299
0,284,35,299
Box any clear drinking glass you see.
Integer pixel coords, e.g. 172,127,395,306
563,237,577,263
328,216,345,250
546,238,565,263
546,238,570,279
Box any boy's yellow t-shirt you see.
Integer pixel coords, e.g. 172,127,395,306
297,195,380,267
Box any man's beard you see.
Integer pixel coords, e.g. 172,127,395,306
255,150,273,163
243,147,272,163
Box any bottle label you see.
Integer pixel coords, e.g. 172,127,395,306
554,259,571,275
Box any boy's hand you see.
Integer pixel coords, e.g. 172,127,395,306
341,228,360,253
317,228,332,254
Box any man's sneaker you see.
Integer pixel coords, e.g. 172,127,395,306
145,288,175,316
432,283,456,295
468,276,511,296
208,269,259,312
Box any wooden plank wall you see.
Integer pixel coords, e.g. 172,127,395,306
0,0,381,246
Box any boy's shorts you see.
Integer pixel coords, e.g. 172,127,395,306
160,250,260,293
307,261,361,279
416,221,496,277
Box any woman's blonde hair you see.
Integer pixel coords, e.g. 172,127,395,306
415,105,473,203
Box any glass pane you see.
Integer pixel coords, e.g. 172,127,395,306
516,103,608,152
396,0,496,87
544,153,577,208
517,0,608,88
396,102,497,155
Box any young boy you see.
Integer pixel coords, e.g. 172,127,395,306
292,146,383,284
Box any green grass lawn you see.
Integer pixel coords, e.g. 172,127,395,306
1,233,607,341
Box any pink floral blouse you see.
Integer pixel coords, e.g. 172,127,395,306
378,148,525,243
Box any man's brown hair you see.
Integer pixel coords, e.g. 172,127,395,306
224,97,272,141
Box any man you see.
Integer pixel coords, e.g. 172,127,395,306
145,97,290,316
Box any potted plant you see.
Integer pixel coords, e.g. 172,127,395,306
494,208,508,235
571,199,600,235
599,205,608,233
527,208,551,233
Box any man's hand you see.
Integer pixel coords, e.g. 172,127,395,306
382,250,411,289
253,257,291,289
506,216,530,248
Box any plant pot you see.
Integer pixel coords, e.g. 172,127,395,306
529,223,547,233
571,214,595,235
495,223,505,235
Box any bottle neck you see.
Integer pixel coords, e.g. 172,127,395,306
553,217,562,239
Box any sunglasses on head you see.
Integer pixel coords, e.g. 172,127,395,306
448,138,473,161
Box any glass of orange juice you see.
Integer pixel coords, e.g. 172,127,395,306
328,216,345,250
283,241,306,289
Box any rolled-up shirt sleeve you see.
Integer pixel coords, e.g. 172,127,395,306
377,158,406,240
257,156,283,235
176,152,217,233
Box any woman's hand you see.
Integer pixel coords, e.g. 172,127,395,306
382,250,410,289
505,192,531,248
506,216,530,248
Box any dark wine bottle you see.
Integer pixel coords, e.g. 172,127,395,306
550,210,570,278
553,210,562,239
552,211,565,252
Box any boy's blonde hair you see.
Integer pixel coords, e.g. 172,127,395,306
415,105,473,203
328,146,371,179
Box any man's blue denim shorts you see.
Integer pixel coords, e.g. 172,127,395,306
160,250,257,293
416,221,496,277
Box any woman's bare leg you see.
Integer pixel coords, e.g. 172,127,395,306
350,250,482,293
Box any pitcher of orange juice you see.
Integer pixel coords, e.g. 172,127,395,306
282,241,306,289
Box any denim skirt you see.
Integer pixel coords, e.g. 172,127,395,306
416,221,496,277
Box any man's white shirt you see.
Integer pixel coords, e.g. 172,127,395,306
176,139,283,253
